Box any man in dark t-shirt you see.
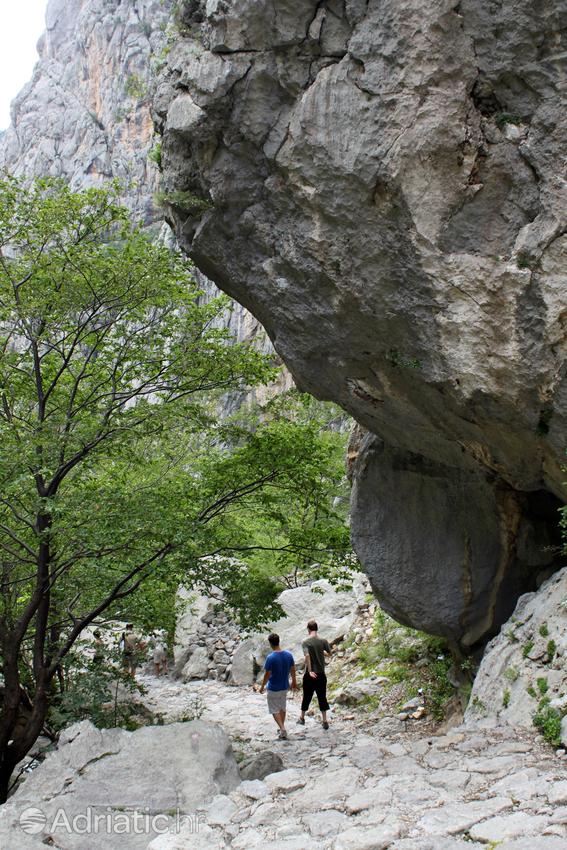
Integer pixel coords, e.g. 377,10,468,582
298,620,332,729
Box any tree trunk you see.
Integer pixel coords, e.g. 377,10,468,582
0,754,17,803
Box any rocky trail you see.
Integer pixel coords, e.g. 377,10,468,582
136,673,567,850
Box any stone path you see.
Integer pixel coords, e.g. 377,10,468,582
139,673,567,850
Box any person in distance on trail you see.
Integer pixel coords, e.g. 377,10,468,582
297,620,332,730
153,631,168,677
259,632,297,740
92,629,104,666
120,623,145,679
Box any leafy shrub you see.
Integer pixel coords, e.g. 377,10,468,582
149,141,162,170
154,189,212,214
125,73,148,100
537,677,549,696
495,112,521,128
533,698,563,747
504,666,519,683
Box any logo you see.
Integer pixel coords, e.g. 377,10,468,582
19,807,47,835
17,806,203,836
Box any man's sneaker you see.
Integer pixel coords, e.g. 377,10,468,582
296,717,305,725
279,729,288,740
322,721,329,730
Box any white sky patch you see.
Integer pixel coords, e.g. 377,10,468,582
0,2,48,131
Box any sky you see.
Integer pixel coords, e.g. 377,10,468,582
0,2,48,131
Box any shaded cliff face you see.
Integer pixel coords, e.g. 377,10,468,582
0,0,174,223
156,0,567,646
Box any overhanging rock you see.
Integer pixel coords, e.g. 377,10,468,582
156,0,567,645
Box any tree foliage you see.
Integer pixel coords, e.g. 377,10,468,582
0,177,355,798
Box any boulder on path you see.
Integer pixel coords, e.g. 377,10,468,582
239,750,284,781
174,588,211,670
231,574,368,684
181,646,210,682
0,719,240,850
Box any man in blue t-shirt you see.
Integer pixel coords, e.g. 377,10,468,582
259,633,297,739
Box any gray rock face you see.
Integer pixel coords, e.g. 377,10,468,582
0,0,287,374
156,0,567,645
465,567,567,728
0,719,240,849
0,0,176,224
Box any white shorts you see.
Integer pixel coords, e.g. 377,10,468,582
267,689,288,714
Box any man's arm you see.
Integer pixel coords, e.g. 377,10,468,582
290,663,297,690
304,651,317,678
259,668,271,693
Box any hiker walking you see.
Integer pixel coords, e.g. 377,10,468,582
92,629,104,665
297,620,332,729
259,633,297,740
120,624,144,678
152,631,168,677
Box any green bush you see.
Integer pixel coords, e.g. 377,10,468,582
149,141,162,170
537,677,549,696
533,698,563,748
154,189,212,214
495,112,521,128
125,73,148,100
504,666,519,683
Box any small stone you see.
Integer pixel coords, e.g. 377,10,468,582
206,794,238,826
469,812,548,843
265,768,306,793
333,823,402,850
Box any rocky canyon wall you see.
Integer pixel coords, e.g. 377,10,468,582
0,0,279,362
0,0,172,223
155,0,567,647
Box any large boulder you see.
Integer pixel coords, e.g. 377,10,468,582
230,575,368,684
465,567,567,727
0,719,240,849
156,0,567,645
180,646,210,681
174,588,212,670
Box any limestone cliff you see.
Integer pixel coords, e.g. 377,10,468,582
0,0,175,223
0,0,278,358
156,0,567,647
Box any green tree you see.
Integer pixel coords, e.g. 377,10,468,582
0,177,275,800
0,177,356,800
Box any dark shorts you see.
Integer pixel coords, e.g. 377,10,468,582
301,671,330,712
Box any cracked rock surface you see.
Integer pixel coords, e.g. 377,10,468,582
157,0,567,646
